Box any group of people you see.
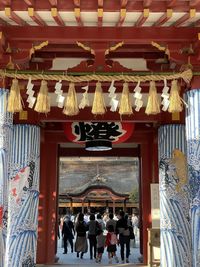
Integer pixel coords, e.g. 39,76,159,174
59,210,139,264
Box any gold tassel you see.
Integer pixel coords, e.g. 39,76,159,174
168,80,183,113
7,78,23,113
63,83,79,116
119,82,133,115
92,82,106,115
145,81,160,115
34,80,50,113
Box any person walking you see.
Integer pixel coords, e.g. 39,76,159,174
96,229,105,263
106,213,117,232
116,210,131,263
75,213,88,259
62,215,75,254
87,213,100,260
105,224,119,264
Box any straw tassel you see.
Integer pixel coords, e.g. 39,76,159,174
168,80,183,113
92,82,106,115
34,80,50,113
7,78,23,113
119,82,133,115
145,81,160,115
63,82,79,116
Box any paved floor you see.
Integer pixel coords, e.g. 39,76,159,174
37,238,146,267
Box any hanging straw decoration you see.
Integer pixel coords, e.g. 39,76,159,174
168,80,183,113
119,82,133,115
145,81,160,115
63,82,79,116
92,81,106,115
34,80,50,113
7,78,23,113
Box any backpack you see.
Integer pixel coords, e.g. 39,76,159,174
110,233,118,245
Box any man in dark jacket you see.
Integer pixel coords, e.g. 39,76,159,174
62,215,75,254
116,210,130,263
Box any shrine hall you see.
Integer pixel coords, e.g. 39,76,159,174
0,0,200,267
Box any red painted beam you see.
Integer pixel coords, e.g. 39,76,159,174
0,1,199,12
23,0,34,5
143,0,153,8
97,8,103,27
51,7,65,26
59,147,140,157
173,9,196,27
167,0,177,8
5,7,27,25
153,9,173,26
190,0,200,7
14,106,163,124
121,0,128,8
48,0,57,6
73,0,80,7
2,26,198,44
97,0,103,27
74,7,83,26
28,7,46,26
116,8,126,27
98,0,104,8
135,9,149,27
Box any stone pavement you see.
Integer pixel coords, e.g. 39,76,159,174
37,239,146,267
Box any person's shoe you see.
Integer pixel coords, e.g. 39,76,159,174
121,259,125,263
63,251,67,254
80,253,84,259
126,258,129,263
76,252,79,258
108,259,112,264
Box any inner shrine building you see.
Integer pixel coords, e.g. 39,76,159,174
0,1,200,267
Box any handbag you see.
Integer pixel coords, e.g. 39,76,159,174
129,226,135,240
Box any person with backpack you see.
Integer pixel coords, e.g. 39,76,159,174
105,224,119,264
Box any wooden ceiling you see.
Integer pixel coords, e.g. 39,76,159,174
0,0,200,72
1,1,197,136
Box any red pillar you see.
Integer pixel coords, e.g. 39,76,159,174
140,140,152,265
152,131,159,183
37,131,58,264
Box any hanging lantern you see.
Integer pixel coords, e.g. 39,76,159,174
119,82,133,115
145,81,160,115
34,80,50,113
168,80,183,113
92,82,106,115
63,82,79,116
7,78,23,113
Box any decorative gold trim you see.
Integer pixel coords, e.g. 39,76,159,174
151,41,170,58
30,41,49,58
105,41,124,56
76,41,95,55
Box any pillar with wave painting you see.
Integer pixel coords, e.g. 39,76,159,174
158,124,192,267
5,125,40,267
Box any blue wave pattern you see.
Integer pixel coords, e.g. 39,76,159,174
158,125,192,267
158,124,186,159
185,89,200,267
0,89,13,267
5,125,40,267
